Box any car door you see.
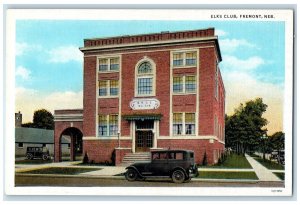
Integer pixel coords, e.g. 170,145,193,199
148,152,169,176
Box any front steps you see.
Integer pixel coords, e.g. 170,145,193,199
121,152,151,166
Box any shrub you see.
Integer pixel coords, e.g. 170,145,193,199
82,152,89,164
202,151,208,166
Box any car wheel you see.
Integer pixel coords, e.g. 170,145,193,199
26,153,33,160
172,170,185,183
125,169,138,181
42,154,49,161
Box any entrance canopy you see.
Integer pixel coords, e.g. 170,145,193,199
122,114,162,121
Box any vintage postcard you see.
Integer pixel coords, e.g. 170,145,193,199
5,8,294,197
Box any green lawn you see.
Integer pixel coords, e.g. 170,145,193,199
199,153,252,169
253,157,284,170
197,171,258,180
274,172,285,180
15,159,53,164
22,167,101,175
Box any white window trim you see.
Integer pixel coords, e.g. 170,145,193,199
172,112,196,136
171,50,198,68
173,75,197,95
134,57,156,97
98,80,119,98
98,56,120,73
98,114,119,137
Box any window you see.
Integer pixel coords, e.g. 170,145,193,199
173,113,183,135
18,143,23,148
173,76,183,93
99,59,108,71
185,76,196,93
98,80,119,97
99,80,107,96
110,80,119,96
173,75,196,94
173,53,184,66
110,58,119,71
185,52,197,66
173,113,196,136
98,114,119,137
185,113,195,135
136,60,155,96
99,57,120,72
173,51,197,67
99,115,108,136
138,78,152,95
109,115,118,136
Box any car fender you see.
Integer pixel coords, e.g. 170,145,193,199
170,167,188,178
125,166,144,178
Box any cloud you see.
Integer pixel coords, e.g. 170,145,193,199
16,42,42,56
215,29,228,37
15,66,31,80
15,87,83,123
222,55,265,71
219,38,258,53
48,45,83,63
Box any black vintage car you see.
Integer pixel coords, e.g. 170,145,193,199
125,150,198,183
25,147,50,160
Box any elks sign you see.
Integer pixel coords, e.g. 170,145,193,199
130,98,160,110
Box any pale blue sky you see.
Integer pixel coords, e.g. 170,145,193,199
15,20,285,133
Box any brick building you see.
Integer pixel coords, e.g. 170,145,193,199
54,27,225,165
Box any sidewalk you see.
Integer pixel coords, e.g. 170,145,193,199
244,154,281,182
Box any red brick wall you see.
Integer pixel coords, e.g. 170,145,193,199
173,95,196,112
83,56,97,137
121,51,170,136
199,47,216,135
98,98,119,115
83,140,132,163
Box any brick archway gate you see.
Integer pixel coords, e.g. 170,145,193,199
54,109,83,162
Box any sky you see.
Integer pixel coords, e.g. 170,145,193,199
15,20,285,134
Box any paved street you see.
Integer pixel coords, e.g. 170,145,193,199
15,174,284,187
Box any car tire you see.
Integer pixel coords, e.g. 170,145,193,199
172,170,185,183
42,154,49,161
26,153,33,160
125,169,138,181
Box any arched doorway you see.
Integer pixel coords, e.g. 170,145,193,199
59,127,83,161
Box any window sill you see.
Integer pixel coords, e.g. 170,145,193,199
134,94,156,98
98,70,119,74
172,65,197,69
172,93,196,96
98,96,119,99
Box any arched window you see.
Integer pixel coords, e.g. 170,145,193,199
135,58,156,96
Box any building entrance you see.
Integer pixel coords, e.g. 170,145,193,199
135,120,154,152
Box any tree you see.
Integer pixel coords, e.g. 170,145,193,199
22,109,54,130
268,131,285,151
33,109,54,129
225,98,268,154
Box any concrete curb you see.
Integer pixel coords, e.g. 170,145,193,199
15,173,125,180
